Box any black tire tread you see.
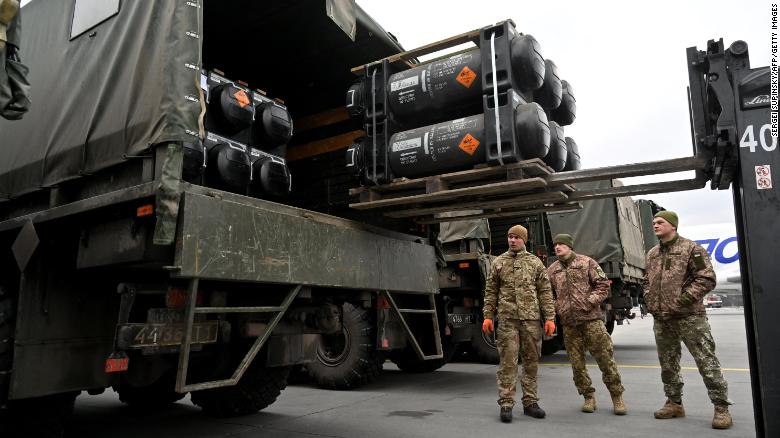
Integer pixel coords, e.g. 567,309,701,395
0,286,15,403
115,374,186,408
307,303,383,390
191,365,290,417
391,339,457,373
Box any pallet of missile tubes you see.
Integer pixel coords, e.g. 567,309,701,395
181,69,294,200
343,20,582,223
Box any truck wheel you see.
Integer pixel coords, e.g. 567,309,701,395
0,286,15,404
391,336,457,373
471,317,499,364
190,364,290,417
2,392,78,438
306,302,383,389
115,372,186,408
286,364,310,384
605,318,615,335
603,313,615,335
541,336,564,355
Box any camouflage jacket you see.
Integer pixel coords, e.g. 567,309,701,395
643,235,716,320
547,253,610,327
483,248,555,321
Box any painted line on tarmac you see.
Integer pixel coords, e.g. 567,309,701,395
542,363,749,372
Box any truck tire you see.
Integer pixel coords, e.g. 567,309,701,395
3,392,78,438
603,312,615,335
286,364,310,384
115,373,186,408
471,317,499,364
0,286,15,404
190,364,290,417
541,336,564,355
605,318,615,335
391,336,457,373
307,302,383,390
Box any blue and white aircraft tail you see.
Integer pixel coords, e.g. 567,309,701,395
682,222,741,296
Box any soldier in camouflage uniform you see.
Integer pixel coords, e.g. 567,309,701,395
643,211,732,429
482,225,556,423
546,234,626,415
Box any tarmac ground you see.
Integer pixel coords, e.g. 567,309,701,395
68,308,754,438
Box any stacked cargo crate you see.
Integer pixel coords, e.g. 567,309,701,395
343,20,582,222
183,70,293,199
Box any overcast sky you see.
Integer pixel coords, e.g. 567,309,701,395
358,0,772,228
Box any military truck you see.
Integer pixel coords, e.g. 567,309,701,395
0,1,448,434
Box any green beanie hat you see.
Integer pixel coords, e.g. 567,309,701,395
654,210,679,228
553,233,574,249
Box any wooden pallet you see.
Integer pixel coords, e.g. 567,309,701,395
348,159,578,221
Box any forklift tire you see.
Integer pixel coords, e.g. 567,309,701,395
115,372,186,408
191,364,290,417
307,303,383,390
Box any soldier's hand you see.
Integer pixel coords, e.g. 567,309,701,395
544,320,556,337
482,318,494,334
678,292,696,306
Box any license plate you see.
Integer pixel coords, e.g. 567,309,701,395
447,313,475,326
122,321,219,348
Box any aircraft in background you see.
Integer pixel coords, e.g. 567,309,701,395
681,222,741,300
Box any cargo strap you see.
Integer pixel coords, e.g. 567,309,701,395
381,291,443,360
490,32,504,166
174,281,301,392
152,143,183,245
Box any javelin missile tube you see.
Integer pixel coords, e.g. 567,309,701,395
379,102,551,178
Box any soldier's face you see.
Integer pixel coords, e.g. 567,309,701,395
652,218,676,240
554,243,571,257
507,234,524,250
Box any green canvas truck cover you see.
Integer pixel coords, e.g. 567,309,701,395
0,0,402,202
547,179,646,281
0,0,200,200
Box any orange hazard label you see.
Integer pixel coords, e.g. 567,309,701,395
458,133,480,155
234,89,251,108
456,66,477,88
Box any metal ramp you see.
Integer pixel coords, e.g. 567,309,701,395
382,291,443,360
174,281,301,392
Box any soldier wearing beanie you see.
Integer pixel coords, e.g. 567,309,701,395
644,210,732,429
546,234,626,415
482,224,556,423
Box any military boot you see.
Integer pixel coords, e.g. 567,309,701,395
654,399,685,419
523,403,546,419
581,395,596,413
611,393,627,415
499,407,512,423
712,405,732,429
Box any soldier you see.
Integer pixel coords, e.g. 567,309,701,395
643,211,732,429
546,234,626,415
482,224,556,423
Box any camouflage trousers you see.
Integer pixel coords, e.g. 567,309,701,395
562,319,624,396
496,319,542,408
653,314,730,405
